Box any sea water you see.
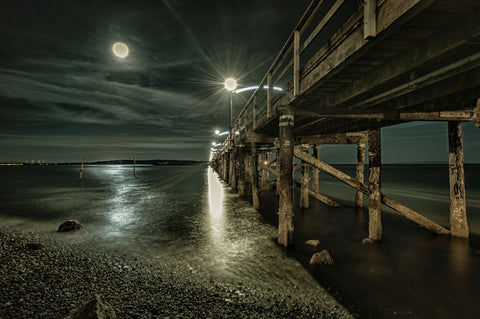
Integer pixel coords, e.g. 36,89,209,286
1,164,479,318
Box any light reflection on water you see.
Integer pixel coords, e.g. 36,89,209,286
2,164,480,317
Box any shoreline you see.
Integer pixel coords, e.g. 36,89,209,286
0,225,353,318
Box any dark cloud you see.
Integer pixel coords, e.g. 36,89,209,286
1,0,479,163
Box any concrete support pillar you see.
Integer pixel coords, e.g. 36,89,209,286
278,114,295,247
237,149,245,197
229,149,236,190
448,121,469,238
300,144,310,208
355,143,366,208
251,144,260,210
368,128,382,242
261,152,269,187
312,145,320,193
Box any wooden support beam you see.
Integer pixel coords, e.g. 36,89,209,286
293,147,450,235
294,147,369,194
309,189,342,207
293,30,300,97
251,144,260,210
261,152,270,186
364,0,377,40
312,145,320,193
259,162,278,177
237,150,246,197
368,128,382,242
229,149,236,190
244,155,251,196
224,153,229,182
293,163,302,172
381,195,450,235
300,144,310,208
448,122,469,238
314,111,476,121
298,132,368,145
278,114,295,247
294,181,341,207
267,73,273,118
355,143,366,208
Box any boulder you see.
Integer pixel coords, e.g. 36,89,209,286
305,239,321,247
58,220,83,232
65,295,116,319
309,250,335,266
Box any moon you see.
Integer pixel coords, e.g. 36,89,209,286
112,42,129,58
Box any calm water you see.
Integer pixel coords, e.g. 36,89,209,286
0,165,328,297
1,164,480,318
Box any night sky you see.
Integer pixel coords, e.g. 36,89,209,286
1,0,479,163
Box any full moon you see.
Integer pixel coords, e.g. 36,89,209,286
112,42,129,58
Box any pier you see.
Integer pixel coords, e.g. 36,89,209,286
210,0,480,246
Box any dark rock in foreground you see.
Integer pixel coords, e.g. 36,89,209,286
58,220,83,232
65,295,116,319
310,250,335,266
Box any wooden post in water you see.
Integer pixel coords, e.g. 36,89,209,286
229,149,236,190
244,154,251,196
278,114,295,247
237,149,245,197
448,121,469,238
79,157,84,182
133,157,136,178
222,153,227,182
300,144,310,208
367,128,382,242
251,144,260,210
261,152,269,187
276,151,280,196
312,145,320,193
355,143,366,208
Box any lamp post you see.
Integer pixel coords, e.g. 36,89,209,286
224,78,237,144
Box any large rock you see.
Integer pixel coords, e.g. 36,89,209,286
309,250,335,266
65,295,116,319
58,220,83,232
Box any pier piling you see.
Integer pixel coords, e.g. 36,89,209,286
448,122,469,238
278,114,295,247
368,128,382,242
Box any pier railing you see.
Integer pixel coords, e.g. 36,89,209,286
227,0,367,147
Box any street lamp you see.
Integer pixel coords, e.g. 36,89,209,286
224,78,237,143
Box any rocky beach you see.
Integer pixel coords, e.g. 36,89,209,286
0,226,353,318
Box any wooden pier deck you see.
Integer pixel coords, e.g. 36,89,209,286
210,0,480,246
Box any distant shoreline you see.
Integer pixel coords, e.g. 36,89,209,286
0,160,207,166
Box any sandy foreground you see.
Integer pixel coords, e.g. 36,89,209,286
0,226,353,318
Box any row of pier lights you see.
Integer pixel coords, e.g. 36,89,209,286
209,78,283,159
